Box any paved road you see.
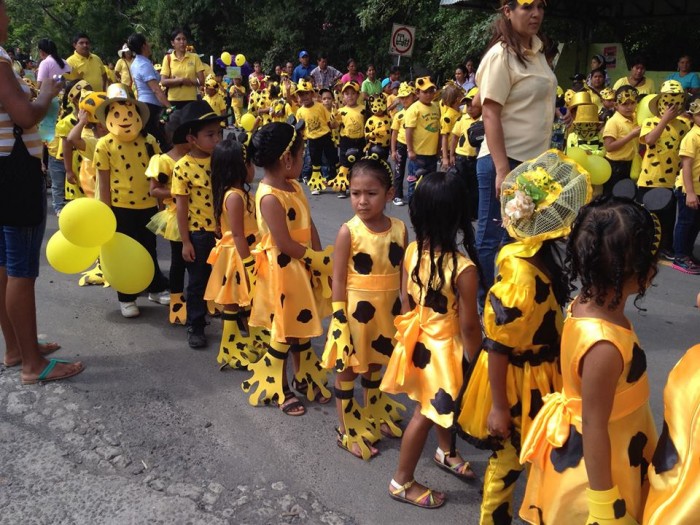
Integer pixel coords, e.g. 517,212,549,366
1,185,698,525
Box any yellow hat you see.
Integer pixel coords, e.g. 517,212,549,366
397,82,415,97
154,63,162,72
295,79,315,93
650,80,686,117
95,83,149,125
615,86,638,104
466,86,479,100
573,104,599,124
68,80,91,102
415,76,436,91
567,90,592,109
205,77,219,89
501,149,592,245
599,87,615,101
341,81,360,93
556,85,564,98
79,90,108,124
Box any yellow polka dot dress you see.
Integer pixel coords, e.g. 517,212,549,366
637,117,689,188
321,215,406,373
249,180,330,342
145,154,180,241
519,303,657,523
204,188,259,306
380,241,475,429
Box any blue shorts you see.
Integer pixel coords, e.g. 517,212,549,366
0,214,47,278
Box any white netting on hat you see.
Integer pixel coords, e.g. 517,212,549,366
501,149,592,243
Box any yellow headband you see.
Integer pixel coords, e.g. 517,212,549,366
280,125,297,159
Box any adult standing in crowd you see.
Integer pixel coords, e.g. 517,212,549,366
127,33,172,147
361,64,382,96
36,38,71,88
309,53,341,89
587,53,610,87
454,64,470,91
114,44,134,88
340,58,364,85
475,0,556,306
0,0,84,384
613,56,656,95
667,55,700,96
66,32,107,91
464,58,477,90
160,28,206,110
292,50,313,83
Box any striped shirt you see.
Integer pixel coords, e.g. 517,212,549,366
0,46,43,158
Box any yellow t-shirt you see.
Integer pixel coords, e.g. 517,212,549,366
403,100,440,156
391,108,407,145
638,117,689,188
171,154,215,232
55,113,78,160
65,52,105,91
161,52,206,102
603,111,638,161
338,104,366,140
114,58,133,86
440,105,461,135
146,153,176,207
78,133,99,198
677,125,700,194
386,94,399,118
229,85,246,108
451,116,479,157
203,92,227,116
296,102,331,140
94,133,160,209
613,76,656,96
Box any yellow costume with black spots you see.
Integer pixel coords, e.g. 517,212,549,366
55,113,86,200
457,241,564,525
637,117,689,188
145,154,179,241
204,188,258,307
322,215,406,373
643,344,700,524
440,104,461,136
380,241,474,429
519,303,657,524
364,115,392,149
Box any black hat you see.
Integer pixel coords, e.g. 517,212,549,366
570,73,586,82
172,100,227,144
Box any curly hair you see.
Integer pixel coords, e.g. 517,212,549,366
567,196,659,310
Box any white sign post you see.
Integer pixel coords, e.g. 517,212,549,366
389,24,416,66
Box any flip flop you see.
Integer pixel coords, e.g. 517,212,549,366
3,337,62,367
21,359,85,385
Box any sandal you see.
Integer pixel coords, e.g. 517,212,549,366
292,377,332,404
389,478,445,509
276,389,306,416
336,428,379,460
433,447,477,481
4,337,62,367
21,359,85,385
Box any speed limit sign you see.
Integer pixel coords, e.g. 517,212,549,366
390,24,416,57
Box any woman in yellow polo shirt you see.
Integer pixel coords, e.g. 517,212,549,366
160,28,206,109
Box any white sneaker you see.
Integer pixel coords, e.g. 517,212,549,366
393,197,404,206
311,189,320,195
120,302,140,318
148,290,171,305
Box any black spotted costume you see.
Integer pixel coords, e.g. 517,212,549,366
380,241,475,429
519,301,657,523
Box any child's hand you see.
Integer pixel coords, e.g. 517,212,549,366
391,150,399,163
78,109,89,124
487,406,511,440
686,192,699,210
630,126,641,137
182,241,195,263
407,150,417,161
65,169,77,185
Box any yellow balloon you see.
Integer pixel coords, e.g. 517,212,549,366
99,233,154,294
239,112,256,132
587,155,612,185
637,94,655,125
630,153,642,181
220,52,232,66
235,54,246,67
59,198,116,247
46,232,99,274
566,147,589,170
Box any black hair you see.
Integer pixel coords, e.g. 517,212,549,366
72,32,89,45
317,52,328,60
455,64,467,75
408,171,481,302
567,195,659,311
249,122,304,168
590,67,606,77
170,28,189,42
347,58,356,68
127,33,147,55
38,38,65,69
629,55,647,69
213,64,226,77
164,109,184,145
390,65,401,74
211,137,253,226
269,83,281,98
349,158,392,191
319,88,332,97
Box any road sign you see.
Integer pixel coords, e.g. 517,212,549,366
390,24,416,57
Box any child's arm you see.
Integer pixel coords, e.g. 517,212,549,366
62,138,77,184
456,266,481,362
175,197,195,262
399,261,410,314
580,341,623,490
98,169,111,206
405,127,416,161
681,156,699,209
482,100,509,197
603,126,641,152
643,107,682,145
441,134,451,167
390,128,399,162
227,192,252,259
149,179,171,200
310,219,322,251
259,194,306,259
66,110,88,152
331,225,350,302
487,351,511,440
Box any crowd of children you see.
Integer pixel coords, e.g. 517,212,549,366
9,33,700,524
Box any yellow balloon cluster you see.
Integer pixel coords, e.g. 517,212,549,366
235,54,246,67
220,52,232,66
47,199,154,294
566,147,612,185
239,112,256,132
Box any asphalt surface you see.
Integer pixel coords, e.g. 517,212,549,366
1,180,698,525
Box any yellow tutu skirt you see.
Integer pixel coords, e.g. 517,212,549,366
146,205,181,242
204,231,252,307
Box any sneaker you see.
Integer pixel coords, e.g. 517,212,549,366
148,290,171,305
337,192,349,199
187,326,208,349
311,189,320,195
392,197,404,206
119,302,140,318
672,257,700,275
659,249,675,262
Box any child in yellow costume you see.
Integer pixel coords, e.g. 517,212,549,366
204,136,262,369
520,195,661,524
203,75,227,116
229,76,246,126
643,343,700,524
450,86,481,220
567,103,605,156
458,150,592,524
322,158,407,460
145,110,190,324
439,82,463,169
333,81,366,195
381,171,482,509
390,82,416,205
57,79,91,201
363,94,392,162
242,121,333,416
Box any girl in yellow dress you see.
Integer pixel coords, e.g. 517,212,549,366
241,121,333,416
204,137,261,369
322,158,408,460
520,196,660,524
380,171,482,509
457,150,592,524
